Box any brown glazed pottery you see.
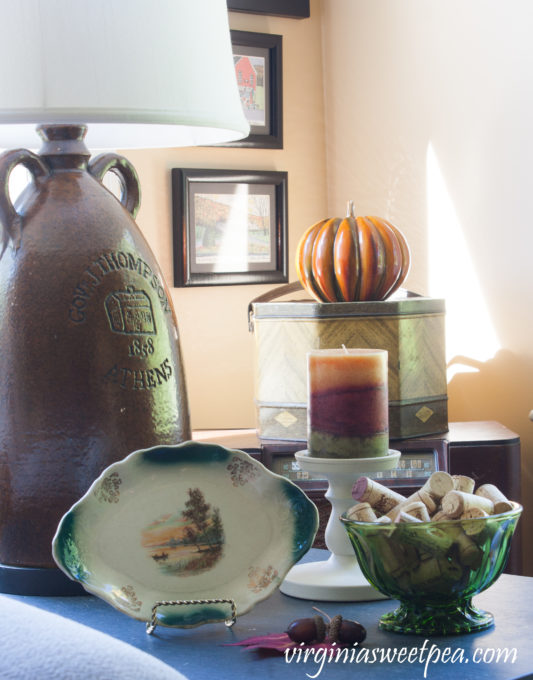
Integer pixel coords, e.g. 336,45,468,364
0,124,190,568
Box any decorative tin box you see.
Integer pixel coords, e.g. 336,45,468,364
249,291,447,442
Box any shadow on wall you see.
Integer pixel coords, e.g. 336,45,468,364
448,349,533,436
447,349,533,573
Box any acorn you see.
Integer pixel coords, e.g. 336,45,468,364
286,608,366,646
327,614,366,645
286,615,326,644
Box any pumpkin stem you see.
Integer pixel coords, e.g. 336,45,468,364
346,200,356,219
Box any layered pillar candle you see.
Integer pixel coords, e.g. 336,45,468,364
307,348,389,458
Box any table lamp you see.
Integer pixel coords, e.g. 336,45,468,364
0,0,249,595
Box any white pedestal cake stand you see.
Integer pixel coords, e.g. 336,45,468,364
280,449,401,602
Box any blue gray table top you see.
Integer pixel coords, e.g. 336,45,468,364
4,550,533,680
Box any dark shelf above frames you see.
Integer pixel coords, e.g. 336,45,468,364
226,0,309,18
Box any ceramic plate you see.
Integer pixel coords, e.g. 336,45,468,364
52,441,318,628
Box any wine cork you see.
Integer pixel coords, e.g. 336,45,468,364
441,490,494,519
419,549,434,562
374,536,406,577
394,511,423,523
421,471,454,500
401,542,420,560
402,524,454,554
402,501,431,522
352,477,405,514
494,501,514,514
438,556,463,582
475,484,513,514
460,508,489,537
397,542,420,571
448,527,483,568
386,490,436,520
385,504,405,521
409,557,440,586
461,507,488,520
452,475,475,494
415,490,438,514
346,502,378,522
375,515,392,524
461,543,483,570
431,510,451,522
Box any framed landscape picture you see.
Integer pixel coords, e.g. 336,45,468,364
172,168,288,287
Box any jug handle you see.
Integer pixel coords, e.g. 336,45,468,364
88,153,141,219
0,149,50,256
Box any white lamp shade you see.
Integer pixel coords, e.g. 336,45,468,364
0,0,250,148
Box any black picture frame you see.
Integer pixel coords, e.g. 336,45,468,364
226,0,309,18
172,168,288,287
220,31,282,149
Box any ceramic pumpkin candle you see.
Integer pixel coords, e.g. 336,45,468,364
296,201,410,302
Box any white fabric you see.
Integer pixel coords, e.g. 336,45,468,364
0,0,249,148
0,596,188,680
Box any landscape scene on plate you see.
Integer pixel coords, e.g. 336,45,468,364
142,488,224,576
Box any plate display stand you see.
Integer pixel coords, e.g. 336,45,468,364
280,449,401,602
146,598,237,634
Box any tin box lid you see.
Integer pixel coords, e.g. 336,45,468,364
250,294,445,321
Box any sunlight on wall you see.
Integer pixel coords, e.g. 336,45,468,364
426,143,500,380
209,184,249,272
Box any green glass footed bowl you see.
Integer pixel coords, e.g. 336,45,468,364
341,503,522,636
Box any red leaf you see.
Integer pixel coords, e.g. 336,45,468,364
224,633,339,653
225,633,294,651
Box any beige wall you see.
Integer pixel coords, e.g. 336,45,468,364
321,0,533,573
125,2,327,430
125,1,532,572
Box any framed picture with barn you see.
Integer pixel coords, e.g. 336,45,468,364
226,0,310,18
172,168,288,287
218,31,282,149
